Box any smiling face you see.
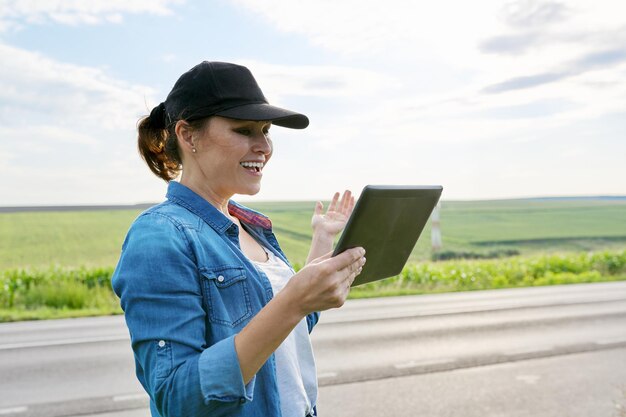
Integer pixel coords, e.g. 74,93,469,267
180,116,273,203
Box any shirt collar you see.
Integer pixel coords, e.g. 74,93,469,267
166,181,272,233
228,200,273,230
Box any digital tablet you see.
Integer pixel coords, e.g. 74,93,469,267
332,185,443,286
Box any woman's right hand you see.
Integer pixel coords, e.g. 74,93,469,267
234,246,365,384
285,247,366,315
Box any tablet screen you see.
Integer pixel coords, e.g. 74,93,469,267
332,185,442,286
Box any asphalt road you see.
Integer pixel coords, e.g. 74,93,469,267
1,281,625,417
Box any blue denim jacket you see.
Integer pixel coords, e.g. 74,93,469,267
112,181,320,417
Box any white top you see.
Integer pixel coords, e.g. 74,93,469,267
252,246,318,417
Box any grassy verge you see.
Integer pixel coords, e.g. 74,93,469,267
1,266,121,322
349,250,626,298
1,250,624,322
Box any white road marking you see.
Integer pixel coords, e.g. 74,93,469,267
113,393,149,402
394,358,456,369
516,374,541,384
505,346,553,356
317,372,338,379
0,335,129,350
596,337,626,345
0,406,27,415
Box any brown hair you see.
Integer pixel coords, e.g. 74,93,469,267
137,115,208,181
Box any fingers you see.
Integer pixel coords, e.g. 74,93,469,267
319,249,334,260
314,201,323,216
327,192,340,213
310,250,334,264
340,190,352,214
342,252,366,275
328,246,365,271
328,189,354,215
343,257,365,289
348,264,362,286
308,247,365,310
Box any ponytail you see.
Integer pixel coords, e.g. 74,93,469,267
137,104,211,181
137,111,181,182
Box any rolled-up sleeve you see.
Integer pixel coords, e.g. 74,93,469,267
198,336,254,403
306,311,320,333
112,213,254,416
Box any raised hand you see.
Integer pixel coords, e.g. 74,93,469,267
311,190,355,238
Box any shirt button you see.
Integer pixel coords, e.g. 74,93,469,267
217,275,225,283
158,340,166,347
239,397,246,404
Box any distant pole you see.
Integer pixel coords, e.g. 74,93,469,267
431,202,442,252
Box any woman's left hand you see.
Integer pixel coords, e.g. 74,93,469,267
311,190,355,238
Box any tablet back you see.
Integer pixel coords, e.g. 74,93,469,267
332,185,443,286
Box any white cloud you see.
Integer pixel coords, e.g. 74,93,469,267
233,0,502,65
0,125,97,146
0,42,156,131
0,148,15,165
233,0,626,88
0,0,183,29
0,41,161,205
229,0,626,148
1,0,624,204
498,0,571,29
238,60,396,102
228,0,626,202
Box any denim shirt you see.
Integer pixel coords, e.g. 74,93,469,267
112,181,320,417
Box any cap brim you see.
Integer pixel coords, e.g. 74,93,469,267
215,103,309,129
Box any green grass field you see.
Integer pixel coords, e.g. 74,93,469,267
1,198,625,270
1,197,625,322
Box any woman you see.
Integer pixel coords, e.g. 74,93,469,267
112,61,366,417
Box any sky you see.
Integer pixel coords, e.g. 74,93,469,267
1,0,625,206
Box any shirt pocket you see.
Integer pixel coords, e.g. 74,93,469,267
200,265,252,327
155,339,173,381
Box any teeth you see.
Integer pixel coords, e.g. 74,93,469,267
240,162,264,169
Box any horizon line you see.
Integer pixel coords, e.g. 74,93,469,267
1,195,625,213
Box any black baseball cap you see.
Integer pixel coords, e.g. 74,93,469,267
150,61,309,129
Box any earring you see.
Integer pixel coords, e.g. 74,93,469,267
192,147,197,153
